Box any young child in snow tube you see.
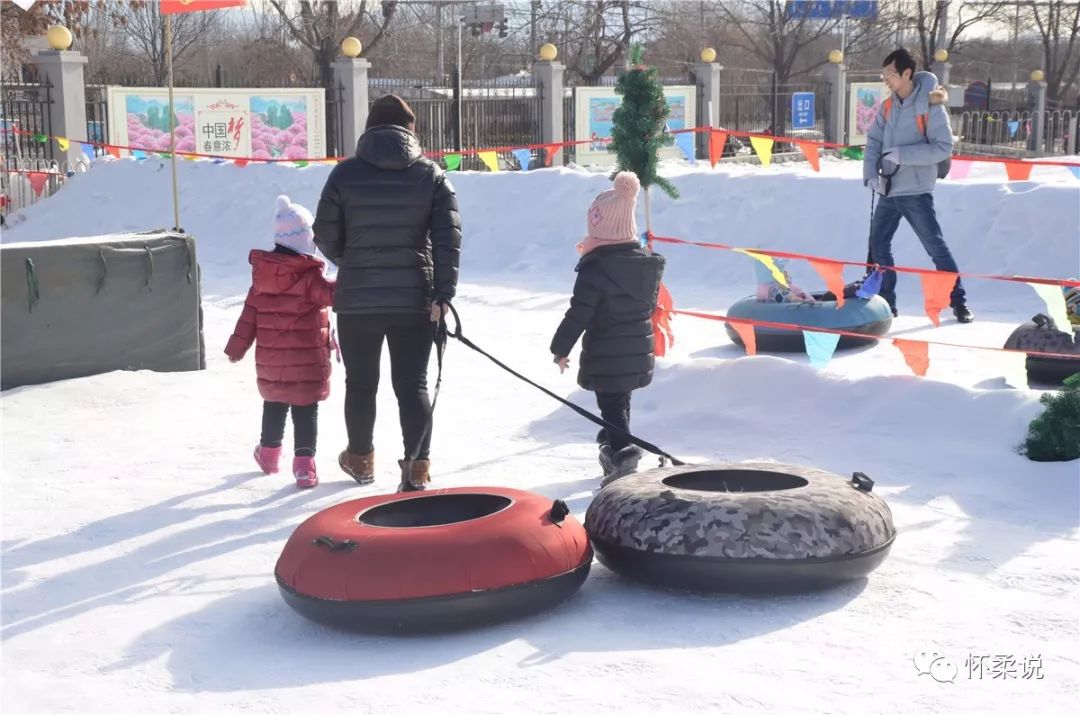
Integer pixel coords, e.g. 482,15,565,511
725,258,893,352
225,195,336,488
550,172,665,484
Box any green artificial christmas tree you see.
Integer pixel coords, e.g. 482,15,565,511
609,44,679,222
1021,373,1080,462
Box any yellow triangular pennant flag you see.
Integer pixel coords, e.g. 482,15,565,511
56,137,70,151
479,151,500,172
735,249,789,287
750,136,775,167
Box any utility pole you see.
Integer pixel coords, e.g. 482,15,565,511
531,1,540,65
437,3,445,79
935,0,950,54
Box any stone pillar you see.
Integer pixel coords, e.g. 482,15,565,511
1029,77,1047,153
695,60,722,159
30,49,88,165
931,60,951,87
533,59,565,166
332,57,371,155
825,60,847,145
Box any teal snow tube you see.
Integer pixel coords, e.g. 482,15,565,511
725,295,893,352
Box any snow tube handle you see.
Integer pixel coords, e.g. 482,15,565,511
548,499,570,526
313,535,359,553
1032,313,1054,329
850,472,875,493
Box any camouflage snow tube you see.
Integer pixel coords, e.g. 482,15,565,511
584,461,896,593
1002,314,1080,386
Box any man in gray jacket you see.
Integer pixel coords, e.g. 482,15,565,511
864,48,973,323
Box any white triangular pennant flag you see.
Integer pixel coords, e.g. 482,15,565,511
1027,282,1072,338
1000,351,1029,390
12,0,37,11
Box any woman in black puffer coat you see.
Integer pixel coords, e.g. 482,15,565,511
550,172,664,484
313,94,461,493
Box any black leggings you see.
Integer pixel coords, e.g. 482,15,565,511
261,402,318,457
596,390,632,451
338,313,435,460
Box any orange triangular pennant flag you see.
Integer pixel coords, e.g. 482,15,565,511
652,282,675,357
920,271,958,326
1004,161,1033,181
709,130,728,167
809,258,845,308
893,338,929,376
106,145,121,159
798,142,821,171
730,321,757,356
233,159,249,167
27,171,49,197
544,145,561,167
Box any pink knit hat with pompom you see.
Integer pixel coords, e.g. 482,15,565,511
577,171,641,256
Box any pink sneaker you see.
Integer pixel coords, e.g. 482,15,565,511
293,456,318,489
253,445,282,474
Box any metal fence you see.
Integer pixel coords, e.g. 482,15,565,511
711,80,831,158
1,157,86,221
85,84,109,158
371,74,543,170
1,78,54,162
325,81,346,158
561,71,830,164
953,110,1077,157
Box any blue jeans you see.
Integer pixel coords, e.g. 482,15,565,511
869,193,965,310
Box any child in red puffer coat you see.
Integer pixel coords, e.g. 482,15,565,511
226,195,336,489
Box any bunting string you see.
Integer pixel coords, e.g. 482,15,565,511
11,126,1080,173
671,308,1080,361
650,234,1080,289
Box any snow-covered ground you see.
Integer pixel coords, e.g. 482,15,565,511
2,156,1078,714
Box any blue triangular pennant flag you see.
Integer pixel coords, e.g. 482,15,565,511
212,158,226,165
856,269,883,298
132,150,147,160
675,132,695,162
1008,120,1020,138
803,330,841,368
1069,166,1080,181
512,148,532,171
82,144,96,161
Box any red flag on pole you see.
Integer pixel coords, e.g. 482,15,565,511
160,0,246,14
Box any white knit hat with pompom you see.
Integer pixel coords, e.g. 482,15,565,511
273,194,316,256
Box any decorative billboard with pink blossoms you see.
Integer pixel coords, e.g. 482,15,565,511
106,87,326,159
847,82,887,147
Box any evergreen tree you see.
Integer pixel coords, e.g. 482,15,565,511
608,45,678,200
1021,373,1080,462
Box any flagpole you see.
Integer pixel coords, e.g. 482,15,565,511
165,12,181,231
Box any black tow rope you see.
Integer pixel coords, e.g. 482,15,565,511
413,301,684,467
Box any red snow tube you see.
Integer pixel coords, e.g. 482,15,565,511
275,487,592,633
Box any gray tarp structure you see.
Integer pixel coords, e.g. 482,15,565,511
1,231,204,390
